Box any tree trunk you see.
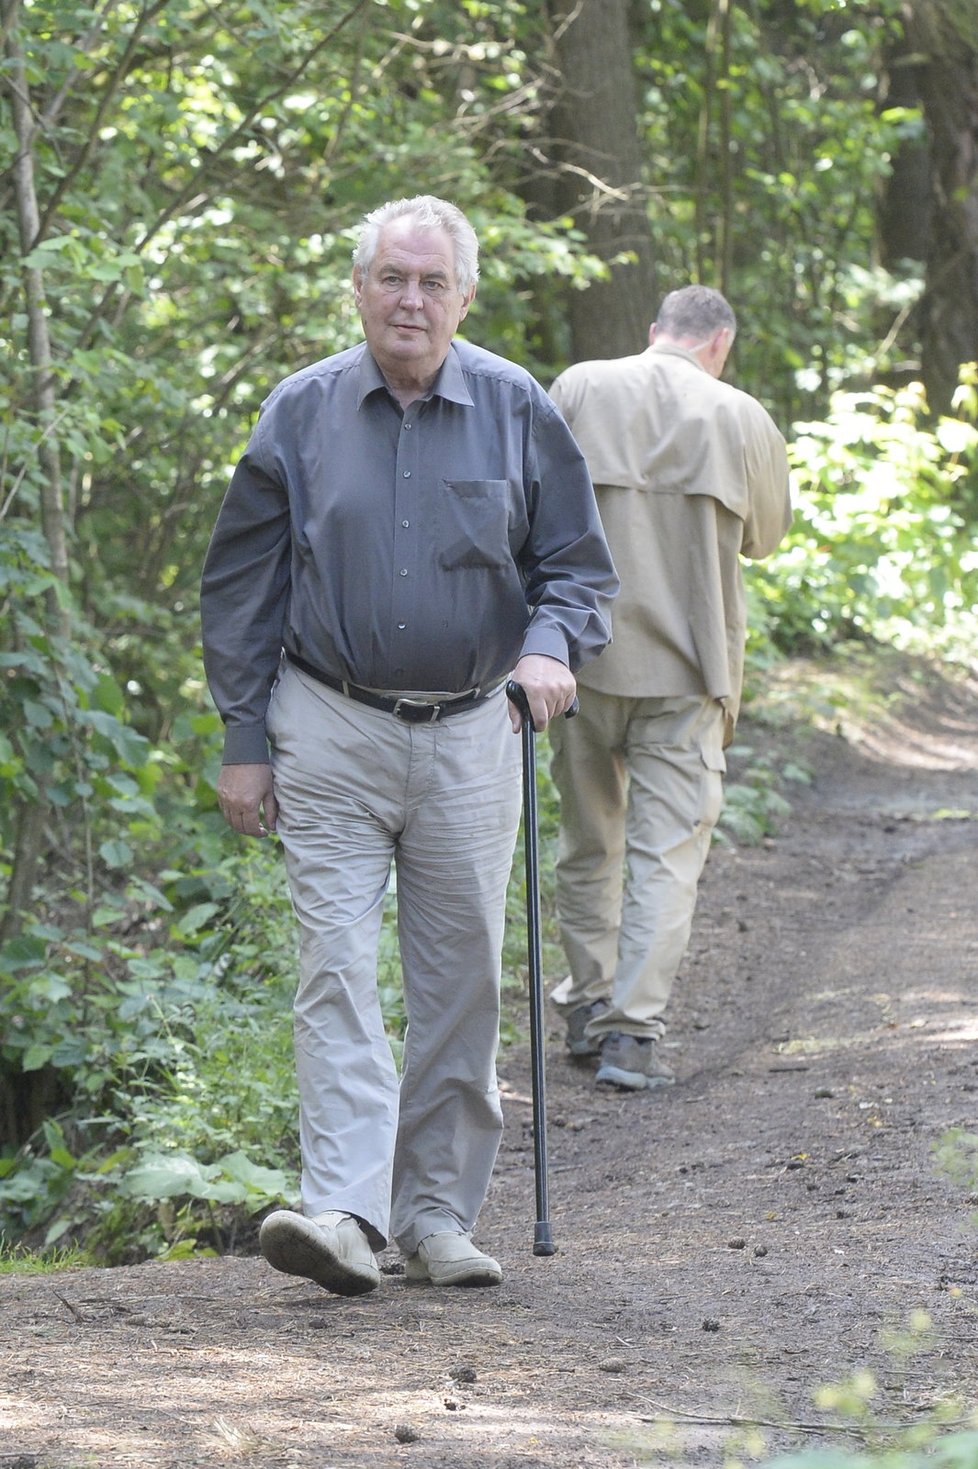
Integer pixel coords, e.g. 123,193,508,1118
545,0,658,361
695,0,735,293
916,17,978,414
2,0,69,936
882,0,978,413
3,0,71,617
877,34,932,268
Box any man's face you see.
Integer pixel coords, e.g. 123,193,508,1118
353,220,475,397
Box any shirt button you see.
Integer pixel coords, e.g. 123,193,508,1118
404,422,412,430
399,568,408,576
401,519,410,528
402,470,411,478
397,622,406,630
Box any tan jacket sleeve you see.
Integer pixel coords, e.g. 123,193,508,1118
740,400,792,560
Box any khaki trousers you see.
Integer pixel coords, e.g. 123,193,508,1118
548,689,725,1044
266,662,522,1254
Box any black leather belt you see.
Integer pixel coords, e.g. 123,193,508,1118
286,652,498,724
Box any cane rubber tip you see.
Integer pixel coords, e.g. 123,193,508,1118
533,1225,556,1256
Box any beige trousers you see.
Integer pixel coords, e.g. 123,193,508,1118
266,662,522,1254
548,689,725,1044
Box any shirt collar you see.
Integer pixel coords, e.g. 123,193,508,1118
649,341,708,373
356,342,475,409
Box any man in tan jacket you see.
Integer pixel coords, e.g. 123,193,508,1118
548,285,792,1089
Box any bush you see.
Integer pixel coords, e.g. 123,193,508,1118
747,375,978,660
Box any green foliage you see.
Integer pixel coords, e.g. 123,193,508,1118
718,745,809,847
620,1313,977,1468
0,0,610,1010
3,0,978,1269
0,796,306,1257
748,377,978,657
764,1327,978,1468
0,615,157,865
0,1238,92,1274
760,1430,978,1468
629,0,911,422
932,1128,978,1231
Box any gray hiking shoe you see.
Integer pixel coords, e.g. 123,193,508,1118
596,1031,675,1090
565,998,609,1056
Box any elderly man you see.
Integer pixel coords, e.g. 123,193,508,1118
200,195,617,1293
548,286,791,1090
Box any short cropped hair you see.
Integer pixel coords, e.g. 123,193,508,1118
353,196,480,295
656,285,737,340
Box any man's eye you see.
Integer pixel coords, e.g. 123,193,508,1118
423,280,447,294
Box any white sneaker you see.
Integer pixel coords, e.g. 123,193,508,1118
259,1209,380,1296
404,1231,502,1287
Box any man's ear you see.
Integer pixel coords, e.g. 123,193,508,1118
458,284,477,322
352,267,364,308
710,326,733,375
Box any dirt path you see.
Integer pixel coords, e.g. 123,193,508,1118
3,652,978,1469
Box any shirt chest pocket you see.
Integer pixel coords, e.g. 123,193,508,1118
438,480,513,571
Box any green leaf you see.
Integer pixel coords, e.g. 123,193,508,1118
27,973,72,1004
120,1154,219,1202
117,992,152,1021
22,1043,54,1072
217,1151,290,1200
91,904,127,927
91,673,125,718
1,935,47,972
175,902,221,936
43,1217,75,1247
82,710,151,768
23,700,54,730
99,839,133,870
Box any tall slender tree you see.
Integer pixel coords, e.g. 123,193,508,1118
542,0,658,360
880,0,978,413
2,0,74,939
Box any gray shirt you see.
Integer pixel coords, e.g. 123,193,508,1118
201,338,618,763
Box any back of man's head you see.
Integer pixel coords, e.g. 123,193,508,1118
655,286,736,343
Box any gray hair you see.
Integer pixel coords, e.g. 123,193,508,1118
352,196,480,295
655,285,737,341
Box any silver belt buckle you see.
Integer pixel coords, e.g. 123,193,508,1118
392,696,441,722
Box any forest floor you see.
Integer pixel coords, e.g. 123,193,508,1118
3,647,978,1469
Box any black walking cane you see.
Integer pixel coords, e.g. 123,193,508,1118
505,680,577,1257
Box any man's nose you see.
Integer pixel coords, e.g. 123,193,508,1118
399,277,424,308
